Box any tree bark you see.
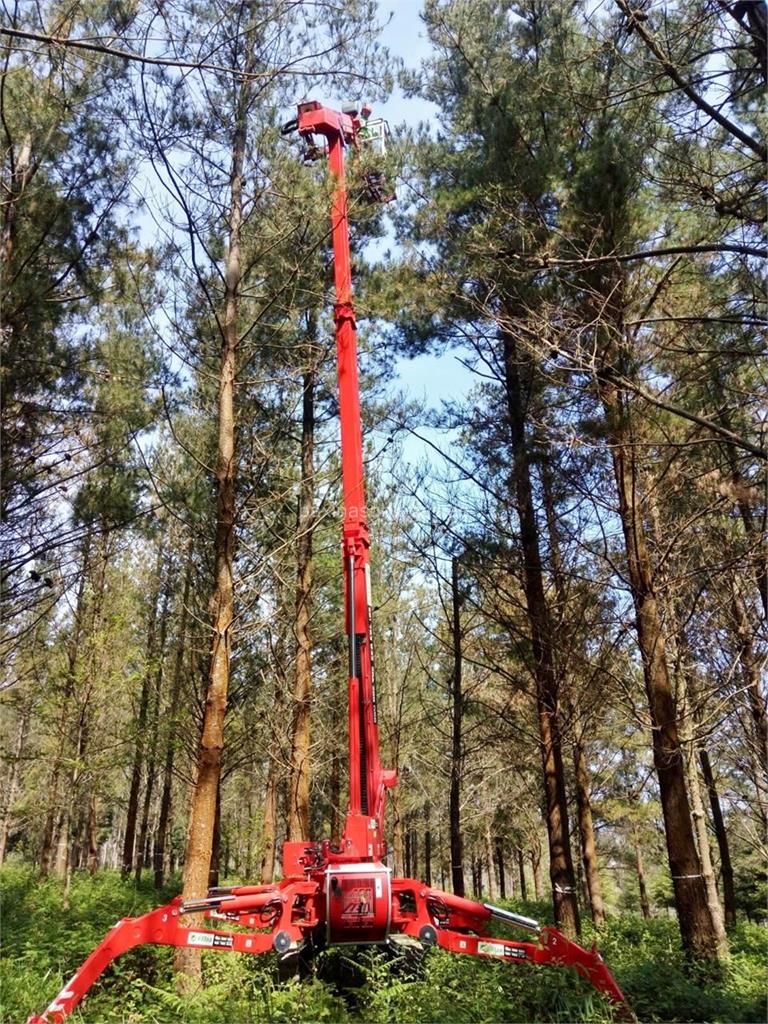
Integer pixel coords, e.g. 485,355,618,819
40,530,92,876
633,826,652,919
424,804,432,887
0,702,30,864
260,757,278,884
720,413,768,619
135,584,170,883
154,544,193,889
0,132,31,266
569,720,606,929
495,836,506,899
122,549,163,878
261,611,291,884
484,823,497,900
287,330,317,842
501,325,580,936
596,347,719,960
675,663,728,951
391,790,404,877
699,749,737,926
530,846,543,899
540,459,606,927
208,780,221,889
86,791,98,874
572,728,606,927
449,556,466,896
517,846,527,900
730,581,768,825
174,48,248,984
685,737,728,949
56,532,109,885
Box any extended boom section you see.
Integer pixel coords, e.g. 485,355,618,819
28,101,631,1024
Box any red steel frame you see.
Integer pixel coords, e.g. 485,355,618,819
28,102,630,1024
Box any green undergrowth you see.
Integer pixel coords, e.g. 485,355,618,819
2,864,765,1023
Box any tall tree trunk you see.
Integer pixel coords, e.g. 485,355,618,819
40,530,92,876
699,749,737,926
730,581,768,825
0,133,31,265
495,837,506,899
675,664,728,951
473,856,482,897
154,544,193,890
60,696,90,893
675,622,737,929
287,332,317,842
175,49,249,985
721,421,768,619
86,791,99,874
423,803,432,886
391,790,404,877
56,532,109,884
633,826,652,919
540,459,605,928
595,325,720,960
0,702,30,864
517,846,527,901
385,638,406,876
502,326,580,936
572,728,606,927
685,740,727,949
530,846,543,899
123,549,163,878
135,585,170,883
208,780,221,889
449,556,466,896
260,757,278,884
484,823,497,901
261,613,291,884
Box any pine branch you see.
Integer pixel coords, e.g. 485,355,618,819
616,0,767,160
500,243,767,266
0,25,369,82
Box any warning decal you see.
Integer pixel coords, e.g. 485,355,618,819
341,885,374,923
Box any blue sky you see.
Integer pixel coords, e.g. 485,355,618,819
369,2,477,465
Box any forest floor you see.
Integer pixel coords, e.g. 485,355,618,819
2,864,766,1024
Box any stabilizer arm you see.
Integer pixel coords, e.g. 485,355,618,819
433,925,628,1006
391,883,630,1015
27,882,319,1024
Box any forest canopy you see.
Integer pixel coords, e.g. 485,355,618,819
1,0,766,1021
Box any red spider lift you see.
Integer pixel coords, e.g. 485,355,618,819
28,101,630,1023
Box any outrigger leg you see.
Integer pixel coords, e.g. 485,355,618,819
29,882,633,1024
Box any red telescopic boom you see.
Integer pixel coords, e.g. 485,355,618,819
290,101,397,861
